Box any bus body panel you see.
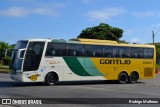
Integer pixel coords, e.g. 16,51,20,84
10,38,156,83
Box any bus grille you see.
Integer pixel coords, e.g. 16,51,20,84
144,68,153,77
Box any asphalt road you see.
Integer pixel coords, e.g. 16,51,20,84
0,73,160,107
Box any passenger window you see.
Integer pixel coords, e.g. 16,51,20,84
85,45,103,57
103,46,118,57
119,47,131,58
45,43,66,56
144,48,153,58
131,48,143,58
67,44,84,56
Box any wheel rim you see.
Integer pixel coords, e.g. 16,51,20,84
131,74,137,82
49,74,55,84
120,75,127,82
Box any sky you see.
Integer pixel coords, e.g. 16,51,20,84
0,0,160,45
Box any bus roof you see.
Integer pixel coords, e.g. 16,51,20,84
51,38,118,44
20,38,155,48
51,38,155,48
71,38,118,44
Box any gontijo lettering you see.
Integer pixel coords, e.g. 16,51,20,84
100,59,131,65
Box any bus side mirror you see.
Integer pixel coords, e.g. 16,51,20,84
18,49,26,59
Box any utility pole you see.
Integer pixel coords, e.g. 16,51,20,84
152,31,155,44
152,29,160,45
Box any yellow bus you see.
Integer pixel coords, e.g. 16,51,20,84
10,38,156,85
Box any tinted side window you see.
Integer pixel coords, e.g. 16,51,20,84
103,46,118,57
119,47,131,58
144,48,154,58
67,44,84,56
85,45,103,57
45,43,66,56
131,48,143,58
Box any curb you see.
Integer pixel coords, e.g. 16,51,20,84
0,71,9,74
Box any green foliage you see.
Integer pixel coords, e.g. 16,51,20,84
3,56,11,66
0,64,10,73
155,44,160,58
0,41,9,60
0,64,9,69
5,49,13,57
9,44,15,49
0,41,14,66
154,44,160,65
78,23,124,41
118,40,129,44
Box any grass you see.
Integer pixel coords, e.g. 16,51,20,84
156,63,160,69
0,64,11,73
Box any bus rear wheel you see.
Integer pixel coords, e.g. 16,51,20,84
118,72,128,84
129,72,138,83
45,73,57,86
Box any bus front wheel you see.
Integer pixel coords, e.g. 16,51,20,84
129,72,138,83
118,72,128,84
45,73,58,86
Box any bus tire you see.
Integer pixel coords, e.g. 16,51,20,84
129,72,138,83
118,72,128,84
45,72,58,86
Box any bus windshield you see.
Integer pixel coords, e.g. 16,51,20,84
10,41,28,74
14,41,28,50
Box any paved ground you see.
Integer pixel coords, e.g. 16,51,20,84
0,73,160,107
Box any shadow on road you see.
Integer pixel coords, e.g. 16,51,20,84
0,81,43,87
0,80,145,88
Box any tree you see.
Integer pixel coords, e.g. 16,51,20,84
155,44,160,64
78,23,124,41
118,40,129,44
0,41,14,65
0,41,9,61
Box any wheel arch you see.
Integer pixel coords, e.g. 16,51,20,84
119,71,129,77
44,71,59,82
